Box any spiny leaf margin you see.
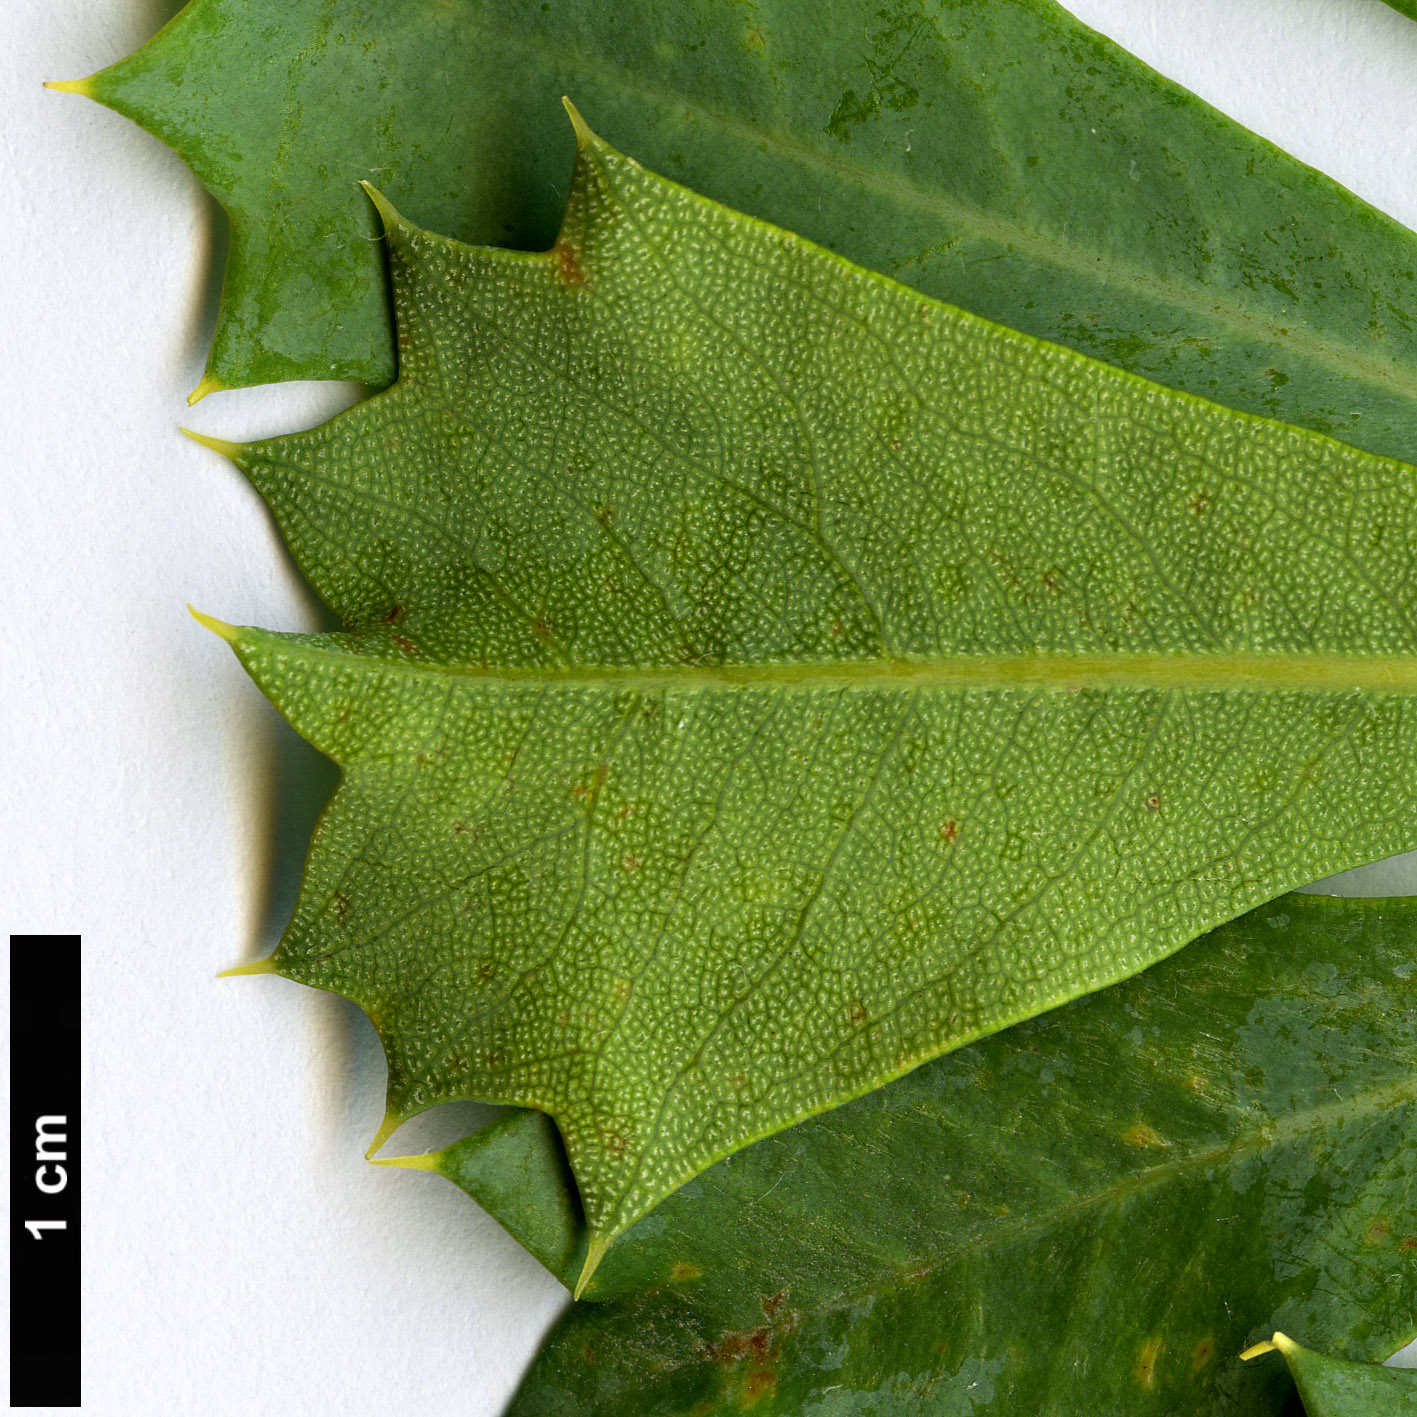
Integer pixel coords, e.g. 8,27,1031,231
198,114,1417,1284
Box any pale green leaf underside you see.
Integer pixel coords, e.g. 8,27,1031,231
210,124,1417,1262
1246,1334,1417,1417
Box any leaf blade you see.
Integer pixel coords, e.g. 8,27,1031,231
208,128,1417,1257
476,894,1417,1414
74,0,1417,465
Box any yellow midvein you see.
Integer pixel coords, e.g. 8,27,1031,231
247,636,1417,694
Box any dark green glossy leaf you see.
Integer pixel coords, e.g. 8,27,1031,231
64,0,1417,463
1243,1334,1417,1416
425,894,1417,1414
1381,2,1417,23
198,125,1417,1279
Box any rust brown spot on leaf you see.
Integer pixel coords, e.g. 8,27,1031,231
553,237,587,287
939,818,958,845
708,1326,774,1366
742,1371,776,1405
669,1261,701,1283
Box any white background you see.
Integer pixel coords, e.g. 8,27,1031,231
3,1,1416,1412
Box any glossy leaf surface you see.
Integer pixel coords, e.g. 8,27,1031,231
69,0,1417,461
449,895,1416,1415
200,126,1417,1272
1243,1334,1417,1416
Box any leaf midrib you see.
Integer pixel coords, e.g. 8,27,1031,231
255,641,1417,693
630,1074,1417,1369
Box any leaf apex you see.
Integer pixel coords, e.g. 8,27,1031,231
188,605,239,643
43,77,94,97
573,1234,610,1300
180,427,244,462
218,955,279,978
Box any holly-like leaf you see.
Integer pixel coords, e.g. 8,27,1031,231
1242,1333,1417,1416
438,895,1415,1415
56,0,1417,464
197,119,1417,1285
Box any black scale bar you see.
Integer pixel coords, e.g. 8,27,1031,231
10,934,81,1407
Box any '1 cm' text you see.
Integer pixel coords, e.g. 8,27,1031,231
25,1115,70,1238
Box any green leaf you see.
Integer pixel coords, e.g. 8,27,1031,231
64,0,1417,461
470,894,1416,1415
1243,1333,1417,1416
1381,2,1417,22
196,121,1417,1283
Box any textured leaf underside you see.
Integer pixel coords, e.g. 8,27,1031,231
444,895,1415,1414
1245,1334,1417,1417
204,122,1417,1269
72,0,1417,470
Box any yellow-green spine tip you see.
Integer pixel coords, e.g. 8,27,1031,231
218,955,280,978
369,1151,440,1173
44,77,95,97
187,374,227,407
358,181,406,235
1240,1336,1286,1362
365,1105,406,1159
187,605,240,643
573,1234,610,1300
180,427,245,461
561,96,597,150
